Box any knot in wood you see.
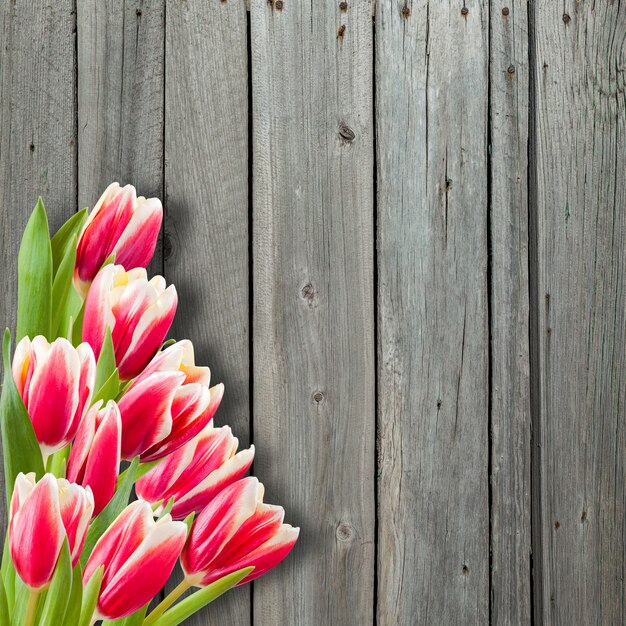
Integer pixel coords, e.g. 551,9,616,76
336,522,354,542
312,389,325,404
562,13,571,24
401,4,411,19
338,122,355,143
337,24,346,39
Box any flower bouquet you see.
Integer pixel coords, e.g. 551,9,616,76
0,184,298,626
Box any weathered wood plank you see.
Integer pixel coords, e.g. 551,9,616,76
77,0,165,276
165,1,250,624
532,3,626,623
0,0,76,523
376,2,490,624
251,0,375,624
489,2,531,624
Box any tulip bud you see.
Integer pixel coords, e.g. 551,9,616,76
181,477,299,588
10,473,94,588
83,500,187,621
136,423,254,519
116,340,223,461
67,399,122,516
74,183,162,296
12,336,96,458
82,264,177,380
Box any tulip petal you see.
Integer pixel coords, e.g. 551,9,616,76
97,517,187,620
75,183,136,285
181,477,260,578
84,501,153,590
27,338,80,454
10,474,64,589
81,401,122,515
113,196,162,270
83,265,118,361
12,336,32,397
142,383,223,462
211,525,300,587
117,285,177,380
67,401,100,485
170,446,255,520
58,480,95,566
117,371,184,459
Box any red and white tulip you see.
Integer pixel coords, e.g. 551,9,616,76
67,399,122,516
74,183,162,296
12,336,96,458
82,264,177,381
181,477,299,588
136,423,254,519
83,500,187,621
9,473,94,588
116,340,224,461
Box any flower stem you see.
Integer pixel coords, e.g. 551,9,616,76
24,588,39,626
143,579,191,626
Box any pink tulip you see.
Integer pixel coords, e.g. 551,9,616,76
82,264,177,380
57,478,95,566
10,474,94,588
181,477,299,588
67,399,122,516
74,183,162,296
83,500,187,620
12,336,96,458
136,422,254,519
116,340,224,461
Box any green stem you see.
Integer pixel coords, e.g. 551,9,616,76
24,588,39,626
143,579,191,626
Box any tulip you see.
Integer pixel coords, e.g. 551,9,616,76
83,500,187,621
74,182,162,296
136,422,254,519
116,340,224,461
10,473,94,588
67,399,122,516
82,264,177,380
181,477,299,588
12,336,96,458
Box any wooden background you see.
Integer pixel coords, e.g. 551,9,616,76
0,1,624,624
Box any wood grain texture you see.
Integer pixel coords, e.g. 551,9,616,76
489,2,531,624
164,1,250,624
376,1,490,624
77,0,165,276
0,0,76,524
532,2,626,623
250,0,375,624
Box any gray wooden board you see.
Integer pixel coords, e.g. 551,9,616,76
376,1,490,624
164,1,250,624
532,3,626,623
489,2,531,624
0,0,76,527
77,0,165,277
251,0,376,624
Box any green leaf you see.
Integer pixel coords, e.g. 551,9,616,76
150,569,253,626
1,534,15,613
50,208,87,274
51,234,82,338
17,197,53,341
0,574,9,626
64,563,84,626
159,496,175,519
78,565,104,626
95,327,117,393
81,456,140,567
39,540,72,626
182,512,195,535
92,368,120,406
0,330,45,504
47,445,70,478
72,302,86,347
